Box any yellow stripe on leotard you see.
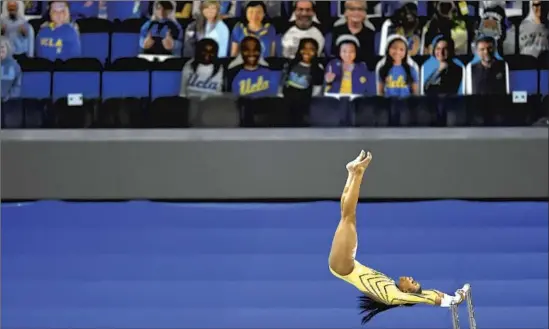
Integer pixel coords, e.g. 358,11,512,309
330,260,439,305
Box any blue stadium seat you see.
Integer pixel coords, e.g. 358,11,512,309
539,52,549,95
19,57,53,128
506,55,539,94
19,57,53,99
110,19,145,62
150,58,186,100
52,58,102,101
323,32,332,56
76,18,113,65
102,58,151,100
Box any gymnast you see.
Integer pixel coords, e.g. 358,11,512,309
328,150,470,325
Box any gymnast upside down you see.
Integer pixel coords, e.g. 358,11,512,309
328,150,470,325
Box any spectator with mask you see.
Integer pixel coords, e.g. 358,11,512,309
421,1,469,55
228,36,279,97
183,0,229,58
281,0,324,59
139,1,183,56
331,0,375,61
504,1,549,57
36,1,81,61
0,0,34,57
376,34,419,97
421,35,465,95
325,35,369,96
1,36,21,102
466,35,508,95
231,1,276,58
379,1,422,56
180,38,224,97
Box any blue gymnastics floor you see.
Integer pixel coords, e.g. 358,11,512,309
1,200,548,329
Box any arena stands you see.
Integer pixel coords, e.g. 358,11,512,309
1,0,548,128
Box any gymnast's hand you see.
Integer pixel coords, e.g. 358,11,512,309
454,283,470,305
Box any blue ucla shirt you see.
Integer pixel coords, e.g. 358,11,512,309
231,66,279,97
378,65,418,97
36,23,81,61
231,22,276,58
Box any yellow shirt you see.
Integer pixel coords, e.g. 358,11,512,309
330,260,440,305
340,70,353,94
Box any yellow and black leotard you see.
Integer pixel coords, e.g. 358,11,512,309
330,260,440,305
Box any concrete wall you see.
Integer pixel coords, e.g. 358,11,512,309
1,128,547,200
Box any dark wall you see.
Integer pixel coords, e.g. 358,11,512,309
1,128,547,200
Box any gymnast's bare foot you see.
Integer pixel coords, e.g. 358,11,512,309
346,150,372,173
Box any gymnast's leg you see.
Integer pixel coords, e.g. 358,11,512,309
329,150,372,277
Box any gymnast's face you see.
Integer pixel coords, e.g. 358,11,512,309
398,276,421,293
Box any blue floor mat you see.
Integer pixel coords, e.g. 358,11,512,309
2,200,548,328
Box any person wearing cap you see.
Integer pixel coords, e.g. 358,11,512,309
467,35,508,95
324,35,369,96
35,1,81,61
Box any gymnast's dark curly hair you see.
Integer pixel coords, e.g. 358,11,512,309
358,295,415,325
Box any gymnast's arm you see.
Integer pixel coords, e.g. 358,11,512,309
389,289,466,307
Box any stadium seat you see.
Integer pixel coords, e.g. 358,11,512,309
149,96,190,128
467,94,528,127
506,54,539,94
19,57,53,127
188,95,241,128
19,57,53,99
97,97,146,128
239,97,292,127
308,96,349,127
150,58,186,100
1,99,24,128
417,95,443,126
351,96,390,127
441,95,468,127
102,57,151,100
52,58,102,101
51,97,97,128
110,18,145,62
77,18,113,65
539,52,549,95
23,99,50,128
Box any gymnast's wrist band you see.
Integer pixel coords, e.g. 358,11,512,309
440,294,460,308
